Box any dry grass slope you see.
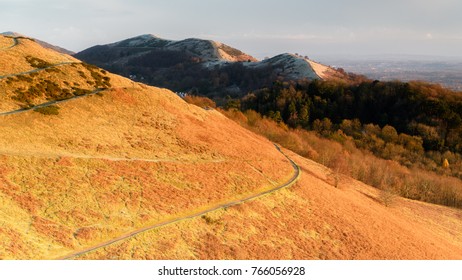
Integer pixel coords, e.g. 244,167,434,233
1,34,461,260
0,35,136,111
0,84,293,259
77,149,462,260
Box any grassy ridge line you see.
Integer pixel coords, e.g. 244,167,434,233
57,144,301,260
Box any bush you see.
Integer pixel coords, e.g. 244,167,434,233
25,56,52,68
184,95,216,109
223,108,462,209
34,105,60,115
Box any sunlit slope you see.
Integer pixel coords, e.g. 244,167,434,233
0,35,133,112
0,86,293,259
0,35,76,75
0,36,294,259
78,149,462,260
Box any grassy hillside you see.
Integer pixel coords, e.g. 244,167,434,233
0,35,136,112
0,35,294,259
77,149,462,260
0,86,294,259
0,36,76,75
1,34,461,260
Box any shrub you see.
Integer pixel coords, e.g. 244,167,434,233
379,188,397,207
184,95,216,109
34,105,60,115
25,56,52,68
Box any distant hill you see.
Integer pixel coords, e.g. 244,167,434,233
76,34,257,64
75,35,352,98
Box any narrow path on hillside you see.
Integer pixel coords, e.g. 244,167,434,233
0,36,74,78
0,37,19,50
0,89,105,116
57,144,301,260
0,61,76,80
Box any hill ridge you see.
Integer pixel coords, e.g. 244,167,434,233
1,31,74,54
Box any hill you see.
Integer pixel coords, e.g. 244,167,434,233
1,33,461,260
1,32,74,55
75,34,257,66
0,34,131,112
74,35,351,99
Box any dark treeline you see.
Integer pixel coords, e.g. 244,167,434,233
240,80,462,178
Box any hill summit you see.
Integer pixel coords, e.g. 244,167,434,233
108,34,258,63
1,31,74,55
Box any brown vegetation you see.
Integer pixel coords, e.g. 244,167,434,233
221,109,462,209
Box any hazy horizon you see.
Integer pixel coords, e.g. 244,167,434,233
2,0,462,60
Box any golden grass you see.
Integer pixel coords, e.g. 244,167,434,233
2,37,461,260
0,84,292,259
0,36,14,49
0,36,78,76
0,35,137,111
77,150,462,260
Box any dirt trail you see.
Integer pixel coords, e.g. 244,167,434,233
0,37,19,50
57,144,300,260
0,89,105,116
0,61,76,80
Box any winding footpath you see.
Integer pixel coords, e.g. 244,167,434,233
0,36,76,80
0,36,19,50
57,144,301,260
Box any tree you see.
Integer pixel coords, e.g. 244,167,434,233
381,125,399,143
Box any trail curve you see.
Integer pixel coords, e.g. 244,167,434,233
57,144,301,260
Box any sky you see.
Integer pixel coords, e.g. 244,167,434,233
1,0,462,59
